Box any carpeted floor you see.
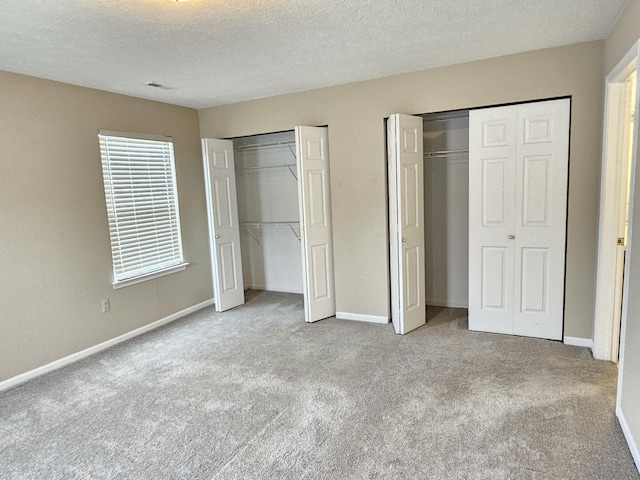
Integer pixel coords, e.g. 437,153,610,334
0,290,638,479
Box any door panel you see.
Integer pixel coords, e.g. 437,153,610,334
483,120,510,146
403,163,420,227
296,126,336,323
308,170,327,227
202,138,245,312
469,106,517,334
470,99,569,340
219,242,239,292
524,116,553,144
214,177,233,227
388,114,425,334
522,156,551,225
513,99,570,340
520,247,549,314
404,245,421,310
311,244,330,300
482,159,508,225
481,247,507,310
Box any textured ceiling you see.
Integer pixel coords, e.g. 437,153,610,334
0,0,629,109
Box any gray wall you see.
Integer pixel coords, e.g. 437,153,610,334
199,41,605,340
604,0,640,467
0,71,212,382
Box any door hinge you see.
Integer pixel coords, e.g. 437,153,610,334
618,237,625,246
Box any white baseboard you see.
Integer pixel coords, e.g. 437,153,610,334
563,336,594,349
0,298,215,393
618,407,640,473
426,299,469,309
336,311,389,324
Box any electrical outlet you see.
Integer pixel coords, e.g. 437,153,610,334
101,298,111,313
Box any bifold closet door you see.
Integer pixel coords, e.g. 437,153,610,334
468,98,570,340
388,114,426,334
202,138,245,312
295,126,336,323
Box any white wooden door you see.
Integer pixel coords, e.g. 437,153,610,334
469,99,570,340
202,138,245,312
512,99,570,339
468,106,518,334
388,114,426,334
295,126,336,323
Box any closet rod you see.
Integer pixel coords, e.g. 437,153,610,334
234,140,296,151
424,149,469,158
423,112,469,123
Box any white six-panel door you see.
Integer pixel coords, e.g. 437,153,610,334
202,139,245,312
468,106,518,334
296,126,336,323
469,99,570,340
388,114,426,334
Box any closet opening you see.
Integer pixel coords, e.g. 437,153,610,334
234,131,302,295
388,98,570,338
422,110,470,311
202,126,336,323
387,109,469,334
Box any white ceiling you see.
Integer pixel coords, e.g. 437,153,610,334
0,0,628,109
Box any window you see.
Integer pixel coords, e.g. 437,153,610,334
98,130,186,288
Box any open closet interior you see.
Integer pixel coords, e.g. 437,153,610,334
422,110,470,309
233,131,303,294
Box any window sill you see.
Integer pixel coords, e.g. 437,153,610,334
112,263,189,289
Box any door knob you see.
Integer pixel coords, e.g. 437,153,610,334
402,238,407,243
508,235,515,240
215,235,220,239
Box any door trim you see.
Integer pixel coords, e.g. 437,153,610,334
593,41,640,361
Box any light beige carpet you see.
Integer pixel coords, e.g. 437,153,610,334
0,290,637,479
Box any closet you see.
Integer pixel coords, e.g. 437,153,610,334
387,111,469,334
388,98,570,340
202,127,336,323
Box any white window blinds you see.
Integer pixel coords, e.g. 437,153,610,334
99,130,185,287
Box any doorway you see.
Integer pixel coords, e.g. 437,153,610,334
594,43,640,362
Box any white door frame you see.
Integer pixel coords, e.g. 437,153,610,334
593,40,640,361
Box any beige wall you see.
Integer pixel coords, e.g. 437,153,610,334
605,0,640,468
199,41,604,339
0,71,212,382
605,0,640,74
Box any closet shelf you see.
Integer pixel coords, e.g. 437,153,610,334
241,221,300,227
424,149,469,158
236,164,298,179
241,222,301,244
234,140,296,151
423,112,469,123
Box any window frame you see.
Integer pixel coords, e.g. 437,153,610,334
98,129,188,289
